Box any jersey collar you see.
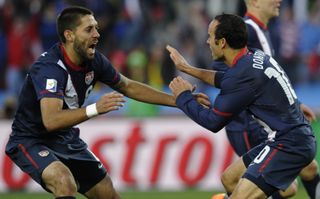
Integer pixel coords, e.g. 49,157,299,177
245,12,267,30
60,44,87,71
231,47,248,66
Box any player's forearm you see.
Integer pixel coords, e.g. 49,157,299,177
123,80,176,107
176,91,228,132
183,65,216,86
42,108,89,132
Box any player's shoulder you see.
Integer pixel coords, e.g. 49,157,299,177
31,43,67,74
232,49,268,80
93,50,112,66
36,43,61,64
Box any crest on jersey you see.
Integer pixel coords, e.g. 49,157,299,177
38,150,50,157
46,79,57,93
85,71,94,85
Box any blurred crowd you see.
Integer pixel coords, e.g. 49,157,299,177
0,0,320,119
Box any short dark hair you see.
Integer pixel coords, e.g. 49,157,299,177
57,6,93,43
214,14,247,49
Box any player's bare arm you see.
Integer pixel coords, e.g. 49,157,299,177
113,74,211,108
112,74,176,106
40,92,125,132
166,45,217,86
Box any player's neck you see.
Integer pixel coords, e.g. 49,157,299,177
247,10,269,26
225,47,247,67
63,44,83,66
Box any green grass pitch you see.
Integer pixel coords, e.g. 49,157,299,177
0,188,308,199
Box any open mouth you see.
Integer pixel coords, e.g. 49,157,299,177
88,42,97,56
89,43,96,50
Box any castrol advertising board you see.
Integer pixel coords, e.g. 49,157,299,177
0,118,235,192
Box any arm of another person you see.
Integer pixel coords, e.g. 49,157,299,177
112,74,177,107
166,45,218,86
300,103,317,122
41,92,125,132
169,76,254,132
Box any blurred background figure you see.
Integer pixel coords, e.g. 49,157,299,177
125,47,160,117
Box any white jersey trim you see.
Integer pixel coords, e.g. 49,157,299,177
252,115,276,141
57,60,79,109
245,19,272,56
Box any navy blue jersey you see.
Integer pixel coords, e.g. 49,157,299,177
177,48,312,139
11,43,120,138
244,13,274,57
210,13,276,140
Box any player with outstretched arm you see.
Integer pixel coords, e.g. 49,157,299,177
167,14,316,199
5,6,210,199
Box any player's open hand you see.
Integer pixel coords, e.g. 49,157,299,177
166,45,190,72
169,76,193,99
96,91,126,114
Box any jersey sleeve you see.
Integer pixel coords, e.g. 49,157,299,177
30,62,67,100
210,61,229,72
214,71,225,89
176,76,256,133
210,61,227,89
246,24,261,50
95,52,121,86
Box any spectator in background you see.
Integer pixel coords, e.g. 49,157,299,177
147,43,164,90
278,5,300,86
126,48,160,117
39,1,60,50
5,15,36,118
298,4,320,83
0,10,7,118
308,43,320,82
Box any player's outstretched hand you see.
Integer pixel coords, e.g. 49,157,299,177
166,45,191,72
169,76,193,99
96,91,126,114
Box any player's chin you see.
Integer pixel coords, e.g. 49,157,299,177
87,48,96,59
86,50,95,59
274,9,280,16
87,54,95,60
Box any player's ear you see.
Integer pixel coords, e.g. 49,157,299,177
64,30,74,42
220,38,227,48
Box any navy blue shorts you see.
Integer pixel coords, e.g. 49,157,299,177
225,111,268,156
242,130,316,196
226,127,267,156
5,135,107,194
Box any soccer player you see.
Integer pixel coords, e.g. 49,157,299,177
4,6,210,199
167,14,316,198
216,1,320,198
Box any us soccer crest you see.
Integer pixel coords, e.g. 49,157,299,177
85,71,94,85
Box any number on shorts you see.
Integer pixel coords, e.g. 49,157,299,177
253,145,270,164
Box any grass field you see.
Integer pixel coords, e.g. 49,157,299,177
0,188,308,199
